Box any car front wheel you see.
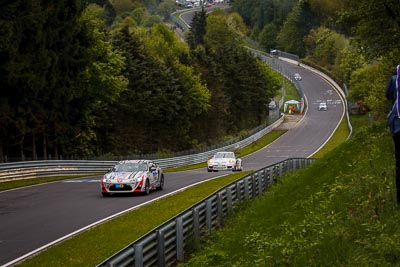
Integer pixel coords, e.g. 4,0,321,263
144,179,150,195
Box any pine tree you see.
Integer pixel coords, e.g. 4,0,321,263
187,9,207,49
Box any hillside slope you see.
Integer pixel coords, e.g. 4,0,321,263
181,123,400,266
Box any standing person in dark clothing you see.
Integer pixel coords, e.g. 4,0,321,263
386,65,400,204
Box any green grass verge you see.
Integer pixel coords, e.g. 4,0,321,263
18,171,251,267
234,130,286,159
179,123,400,267
310,109,373,159
165,162,207,173
349,112,373,134
284,79,300,102
311,114,350,158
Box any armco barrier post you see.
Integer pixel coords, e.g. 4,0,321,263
206,199,212,229
226,186,232,210
251,174,256,197
134,243,143,267
265,168,270,186
176,217,184,262
257,171,263,196
193,208,200,241
217,192,223,226
236,182,241,202
244,178,249,199
156,230,165,267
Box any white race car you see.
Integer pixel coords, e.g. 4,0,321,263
207,151,243,172
318,102,328,111
101,160,164,197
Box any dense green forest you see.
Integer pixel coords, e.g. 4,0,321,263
0,0,281,162
1,0,399,162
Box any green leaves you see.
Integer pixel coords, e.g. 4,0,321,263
348,63,387,118
0,0,287,159
340,0,400,60
107,24,212,154
276,1,315,57
0,1,130,159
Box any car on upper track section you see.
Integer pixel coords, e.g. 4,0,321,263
294,73,302,81
318,102,328,111
101,160,164,197
207,151,243,172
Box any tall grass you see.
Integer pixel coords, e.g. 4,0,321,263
179,123,400,267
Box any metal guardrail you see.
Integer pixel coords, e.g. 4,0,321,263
0,160,116,182
270,49,300,64
246,47,305,96
96,158,315,267
0,117,283,182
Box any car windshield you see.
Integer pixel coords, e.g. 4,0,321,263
215,152,234,159
113,163,148,172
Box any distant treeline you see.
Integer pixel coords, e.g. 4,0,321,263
0,0,281,162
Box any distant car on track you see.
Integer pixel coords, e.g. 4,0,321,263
207,151,243,172
294,73,302,81
318,102,328,111
101,160,164,197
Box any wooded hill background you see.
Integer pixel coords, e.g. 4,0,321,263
0,0,399,162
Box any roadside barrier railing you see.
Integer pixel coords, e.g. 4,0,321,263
0,117,283,182
96,157,316,267
0,160,116,182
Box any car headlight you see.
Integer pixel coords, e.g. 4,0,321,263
229,159,234,163
137,176,143,182
208,159,213,164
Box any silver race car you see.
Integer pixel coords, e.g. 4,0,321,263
101,160,164,197
207,151,243,172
